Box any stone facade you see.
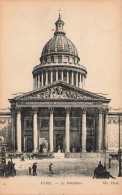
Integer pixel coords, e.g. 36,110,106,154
1,15,121,154
0,110,121,152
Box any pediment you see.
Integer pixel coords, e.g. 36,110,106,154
14,81,108,102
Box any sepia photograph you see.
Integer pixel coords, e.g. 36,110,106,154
0,0,122,194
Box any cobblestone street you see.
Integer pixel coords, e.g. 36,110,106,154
1,157,121,195
6,157,119,178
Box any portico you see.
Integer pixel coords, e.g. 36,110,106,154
9,82,110,153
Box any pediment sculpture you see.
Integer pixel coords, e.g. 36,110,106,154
25,86,90,100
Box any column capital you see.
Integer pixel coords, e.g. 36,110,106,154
49,107,54,114
32,107,38,114
104,108,109,114
81,108,87,114
16,107,21,114
98,107,103,114
10,107,16,115
65,107,71,114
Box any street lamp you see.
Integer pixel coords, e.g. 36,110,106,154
118,113,122,177
104,147,106,168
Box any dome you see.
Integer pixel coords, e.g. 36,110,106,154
41,35,78,57
33,14,87,91
40,14,79,62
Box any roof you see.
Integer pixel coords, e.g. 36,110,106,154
41,34,78,57
9,81,111,104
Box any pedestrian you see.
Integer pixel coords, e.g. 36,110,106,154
29,167,31,175
21,155,24,161
28,154,31,160
32,163,37,176
97,161,104,171
109,156,111,168
49,163,53,174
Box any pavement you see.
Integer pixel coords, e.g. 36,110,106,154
0,157,122,195
6,157,119,178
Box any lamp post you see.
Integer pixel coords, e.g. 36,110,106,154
118,113,122,177
104,147,106,168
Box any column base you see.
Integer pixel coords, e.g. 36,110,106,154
81,150,86,153
15,151,22,154
49,150,54,153
96,150,104,153
32,150,38,153
65,150,70,153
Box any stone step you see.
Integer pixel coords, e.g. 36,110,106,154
65,152,107,159
54,152,65,159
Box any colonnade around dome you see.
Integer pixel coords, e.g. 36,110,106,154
33,69,86,90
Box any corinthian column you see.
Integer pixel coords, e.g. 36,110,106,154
51,70,53,83
105,108,109,150
71,71,74,85
33,76,36,90
49,108,54,152
10,108,15,151
61,70,63,81
67,71,69,84
33,108,38,153
41,71,43,87
16,108,22,153
38,74,40,89
65,108,70,152
82,74,85,89
76,72,78,87
81,108,87,152
56,70,58,81
97,108,103,152
45,71,48,85
82,74,84,89
79,73,82,88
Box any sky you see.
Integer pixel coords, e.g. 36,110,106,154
0,0,122,110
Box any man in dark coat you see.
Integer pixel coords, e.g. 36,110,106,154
32,163,37,176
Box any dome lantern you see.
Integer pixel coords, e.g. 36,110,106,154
54,13,65,36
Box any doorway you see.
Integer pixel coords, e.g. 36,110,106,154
27,138,33,152
56,134,63,152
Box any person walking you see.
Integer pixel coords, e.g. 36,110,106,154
49,163,53,174
32,163,37,176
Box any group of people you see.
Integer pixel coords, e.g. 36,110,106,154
2,161,16,177
29,163,37,176
29,162,53,176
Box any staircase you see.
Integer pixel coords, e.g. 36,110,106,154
65,152,107,160
54,152,65,159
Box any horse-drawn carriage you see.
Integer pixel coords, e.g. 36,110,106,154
93,161,110,179
1,161,16,177
109,153,118,160
93,167,110,179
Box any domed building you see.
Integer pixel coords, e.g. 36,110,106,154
33,13,87,90
9,15,111,154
